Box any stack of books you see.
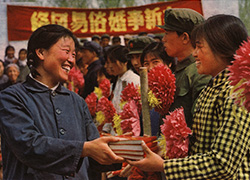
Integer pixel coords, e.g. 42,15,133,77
109,139,144,160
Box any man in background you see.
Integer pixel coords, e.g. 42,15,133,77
80,41,103,98
157,8,211,128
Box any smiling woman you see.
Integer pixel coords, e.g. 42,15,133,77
0,24,124,179
27,24,78,88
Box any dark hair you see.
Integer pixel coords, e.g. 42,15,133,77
191,14,248,64
27,24,79,77
112,36,121,42
19,48,27,55
106,45,129,64
5,45,15,57
140,42,176,72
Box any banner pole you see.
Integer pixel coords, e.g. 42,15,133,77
139,67,151,136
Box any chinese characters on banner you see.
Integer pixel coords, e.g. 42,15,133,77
7,0,202,41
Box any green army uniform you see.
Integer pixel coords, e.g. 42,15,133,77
157,8,210,128
169,55,211,128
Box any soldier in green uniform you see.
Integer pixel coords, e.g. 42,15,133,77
157,8,211,128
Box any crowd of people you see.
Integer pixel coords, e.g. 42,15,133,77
0,7,249,180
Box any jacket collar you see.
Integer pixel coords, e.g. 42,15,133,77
23,75,70,95
208,69,229,88
175,55,195,72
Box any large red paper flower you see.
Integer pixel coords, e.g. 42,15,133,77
99,78,111,98
96,96,116,124
120,82,141,115
160,107,192,159
118,100,140,136
119,100,139,120
228,38,250,112
148,65,176,115
85,92,98,117
120,117,140,136
67,67,84,93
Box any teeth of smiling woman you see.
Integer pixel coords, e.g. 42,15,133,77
62,66,70,72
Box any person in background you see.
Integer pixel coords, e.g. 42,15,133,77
157,8,211,128
3,45,18,66
101,34,111,49
76,45,89,77
0,63,20,91
91,34,101,44
80,38,88,45
111,36,121,46
17,48,30,82
0,60,8,89
80,41,103,98
123,34,132,48
107,45,140,113
140,41,176,72
138,42,176,137
127,36,155,74
128,13,250,180
0,24,124,179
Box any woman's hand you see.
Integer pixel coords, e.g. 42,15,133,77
126,141,164,172
82,136,125,165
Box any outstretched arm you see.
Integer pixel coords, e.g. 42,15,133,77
82,136,125,165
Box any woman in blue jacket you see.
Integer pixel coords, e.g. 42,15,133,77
0,24,123,179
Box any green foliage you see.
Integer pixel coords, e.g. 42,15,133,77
239,0,250,34
48,0,87,8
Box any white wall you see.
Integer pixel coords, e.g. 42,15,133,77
202,0,239,19
0,3,8,60
0,0,239,60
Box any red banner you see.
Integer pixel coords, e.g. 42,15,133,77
7,0,202,41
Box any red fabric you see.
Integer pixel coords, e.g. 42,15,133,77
129,167,162,180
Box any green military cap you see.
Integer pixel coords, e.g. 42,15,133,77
127,36,155,55
101,34,110,40
91,34,100,40
157,8,204,34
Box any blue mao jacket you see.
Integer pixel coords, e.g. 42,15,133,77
0,75,110,179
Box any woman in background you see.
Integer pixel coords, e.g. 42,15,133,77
0,63,20,91
17,48,30,82
106,45,140,113
3,45,18,66
140,41,176,72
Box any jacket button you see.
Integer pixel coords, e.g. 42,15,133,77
59,128,65,135
51,91,56,96
56,108,61,114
